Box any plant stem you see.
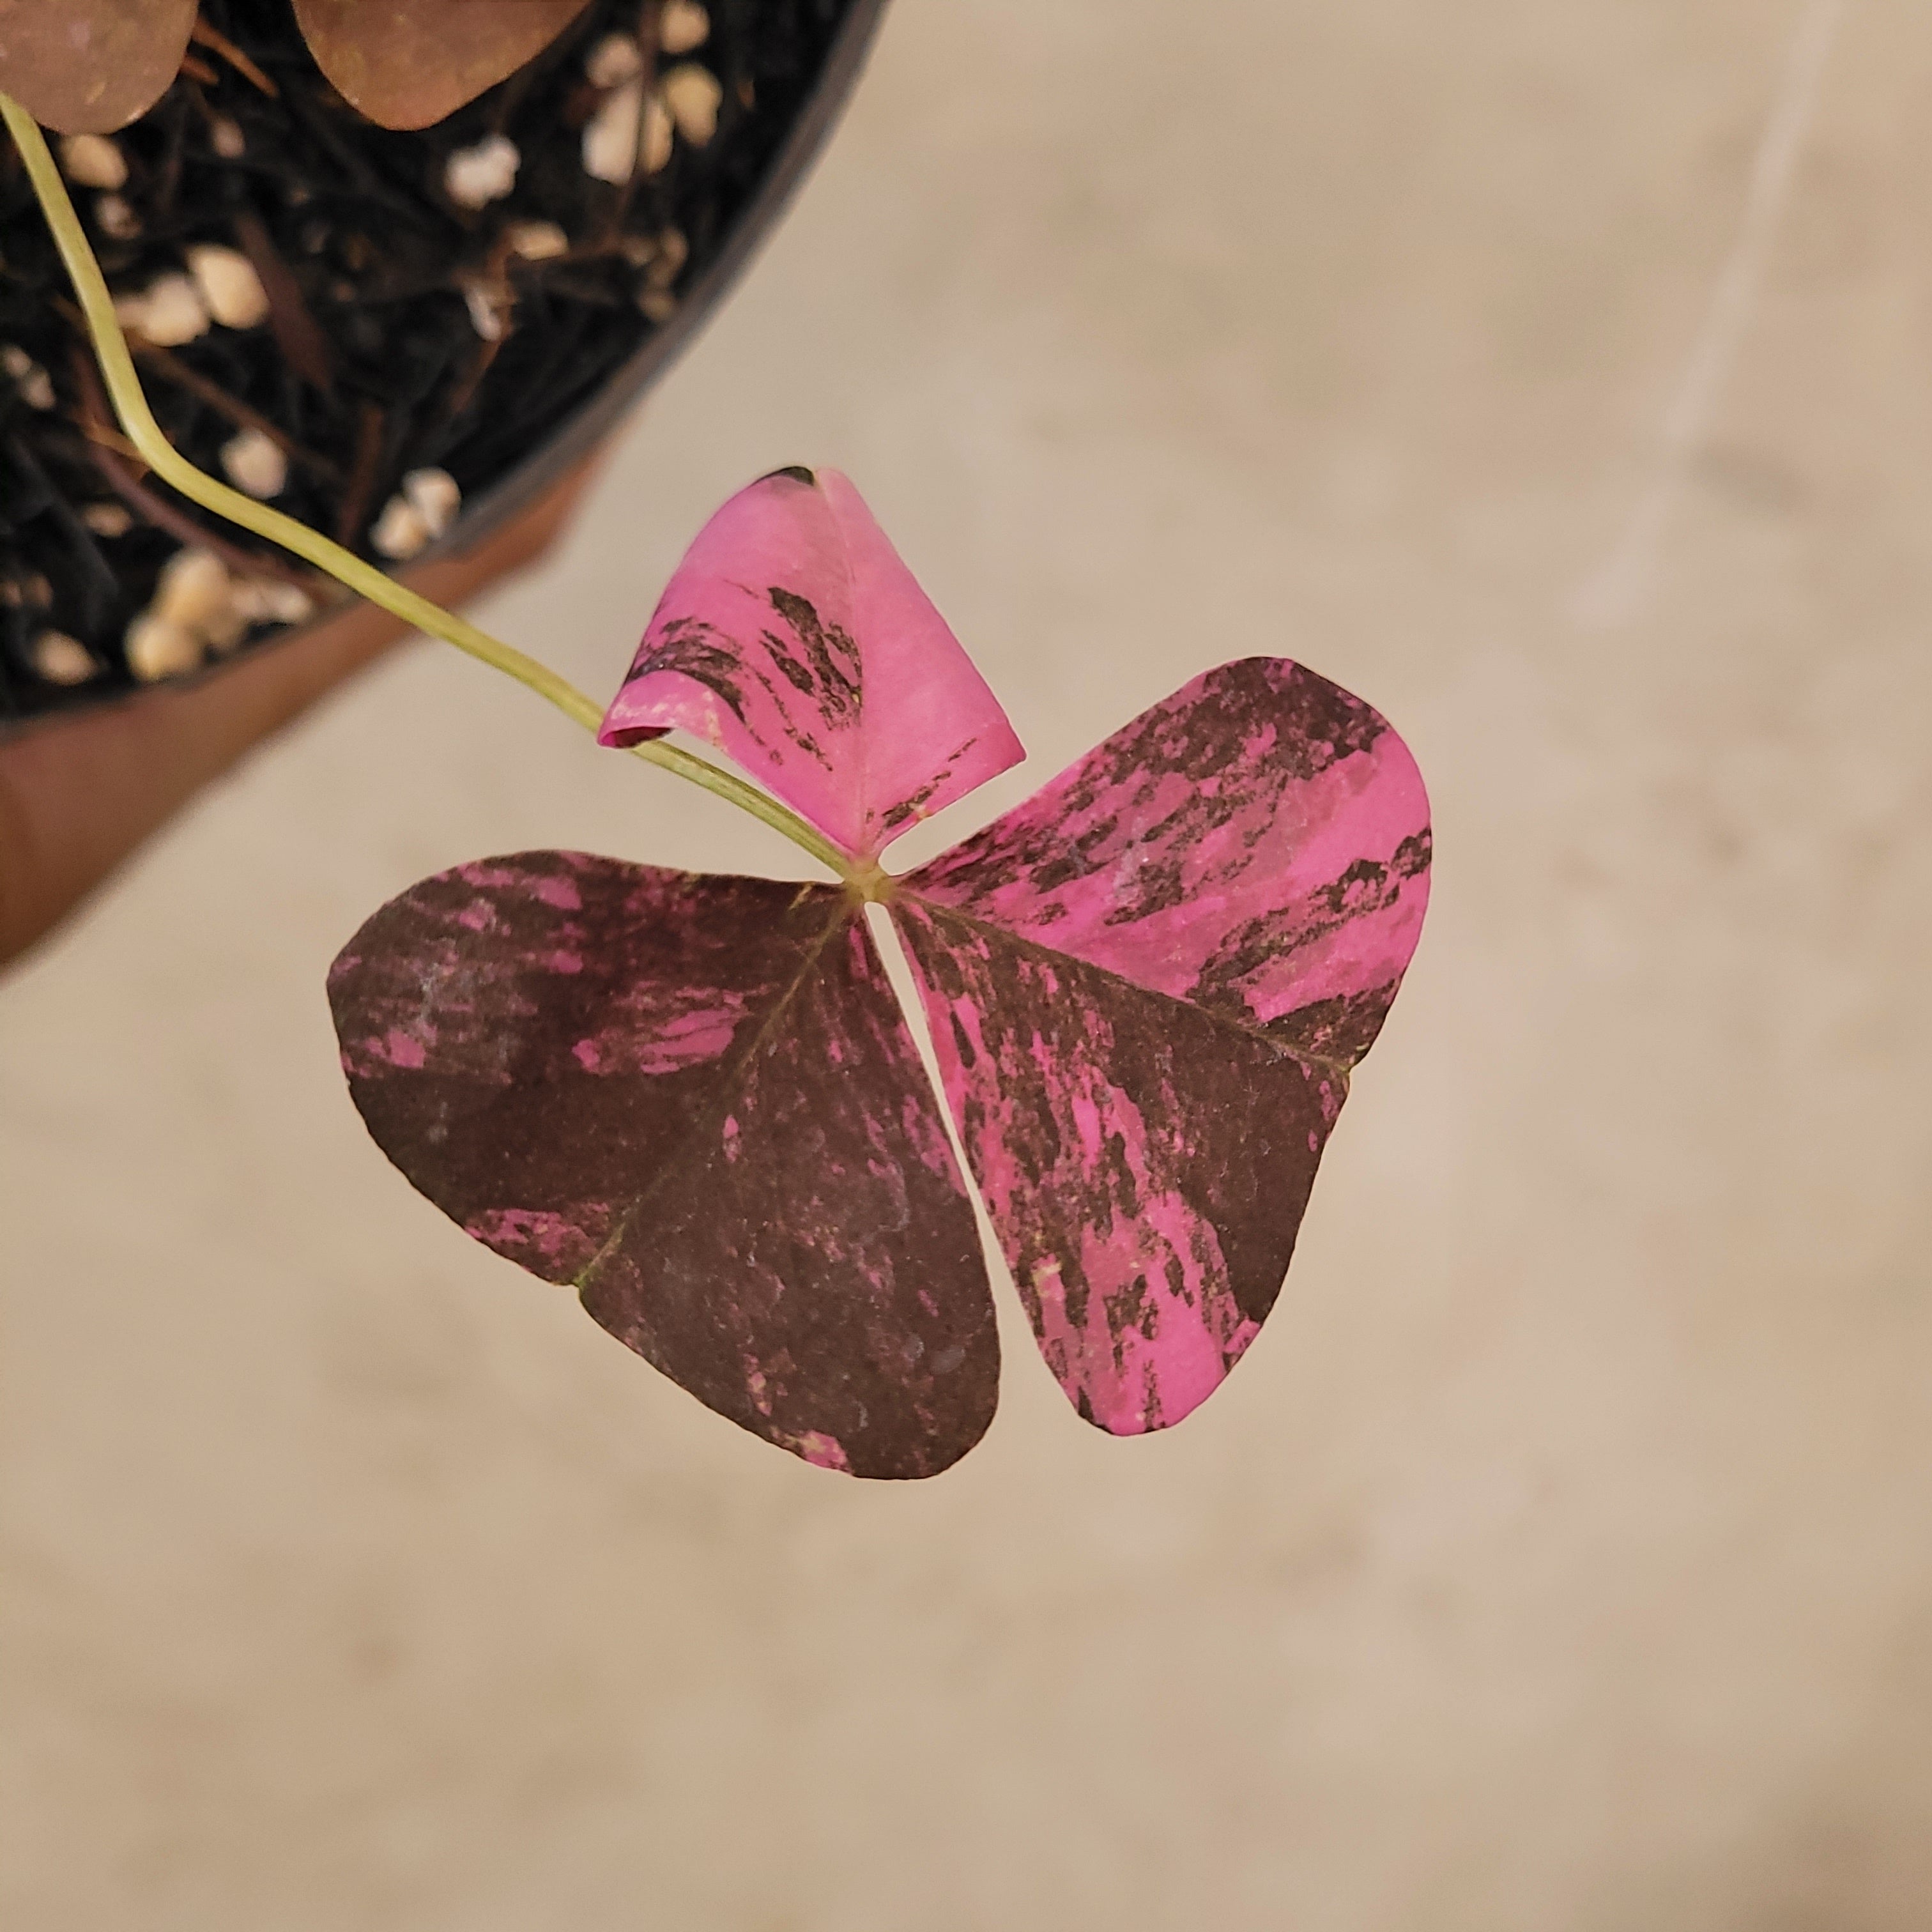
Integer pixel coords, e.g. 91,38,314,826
0,91,853,883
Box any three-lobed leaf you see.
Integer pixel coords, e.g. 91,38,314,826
330,468,1432,1476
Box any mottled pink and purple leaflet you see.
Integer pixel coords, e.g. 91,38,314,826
597,466,1025,860
892,659,1430,1436
331,470,1430,1475
327,854,999,1478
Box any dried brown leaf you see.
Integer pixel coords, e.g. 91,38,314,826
0,0,197,134
291,0,592,130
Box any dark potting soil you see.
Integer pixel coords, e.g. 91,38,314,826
0,0,856,730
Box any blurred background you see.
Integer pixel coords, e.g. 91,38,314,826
5,0,1932,1925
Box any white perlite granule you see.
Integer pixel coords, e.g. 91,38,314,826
187,246,270,330
506,220,570,261
402,468,461,537
220,428,288,500
583,77,644,184
641,89,675,174
80,502,135,539
661,64,723,145
230,578,316,627
59,133,126,190
445,134,521,210
125,614,201,682
585,33,644,87
371,498,430,560
115,274,210,346
373,468,463,558
152,549,232,636
32,630,98,686
659,1,710,54
2,345,54,410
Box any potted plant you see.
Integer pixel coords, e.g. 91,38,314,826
4,29,1433,1478
0,0,885,953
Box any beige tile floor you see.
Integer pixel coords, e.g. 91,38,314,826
6,1,1932,1925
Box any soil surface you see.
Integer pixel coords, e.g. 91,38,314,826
0,0,855,728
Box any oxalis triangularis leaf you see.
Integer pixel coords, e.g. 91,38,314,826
326,466,1432,1479
4,92,1430,1478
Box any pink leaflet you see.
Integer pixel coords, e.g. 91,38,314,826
893,901,1332,1435
905,658,1432,1068
598,467,1025,861
893,657,1430,1434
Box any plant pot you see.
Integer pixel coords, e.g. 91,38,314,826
0,0,887,735
0,448,601,965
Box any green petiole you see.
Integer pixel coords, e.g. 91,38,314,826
0,91,854,884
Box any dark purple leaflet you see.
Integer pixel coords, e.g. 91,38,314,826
327,853,999,1478
891,659,1431,1436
